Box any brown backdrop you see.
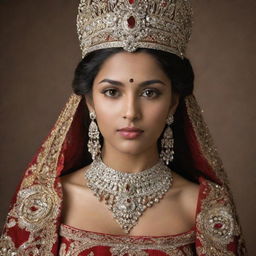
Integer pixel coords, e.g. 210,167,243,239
0,0,255,254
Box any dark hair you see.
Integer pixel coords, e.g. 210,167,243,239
72,48,200,182
72,48,194,98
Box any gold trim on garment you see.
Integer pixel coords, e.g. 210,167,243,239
185,95,228,184
196,179,240,255
59,224,195,256
0,94,82,255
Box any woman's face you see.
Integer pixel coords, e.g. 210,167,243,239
86,51,179,156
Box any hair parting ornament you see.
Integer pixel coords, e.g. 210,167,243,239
77,0,193,59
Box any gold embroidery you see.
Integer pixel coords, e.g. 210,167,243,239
182,246,195,256
110,245,148,256
1,93,246,255
185,95,227,185
59,243,68,256
162,248,194,256
185,96,247,254
1,94,82,255
196,180,240,255
16,185,60,232
0,235,17,256
60,224,195,256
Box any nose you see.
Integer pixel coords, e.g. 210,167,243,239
122,94,141,121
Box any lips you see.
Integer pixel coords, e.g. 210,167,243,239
117,127,144,139
118,127,143,132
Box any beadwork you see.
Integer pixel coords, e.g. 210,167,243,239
84,157,173,234
77,0,193,58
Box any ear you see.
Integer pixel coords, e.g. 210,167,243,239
85,94,95,113
169,92,180,115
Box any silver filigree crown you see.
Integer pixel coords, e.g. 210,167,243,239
77,0,193,59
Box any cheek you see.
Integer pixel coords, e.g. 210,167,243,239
143,100,170,129
92,95,119,135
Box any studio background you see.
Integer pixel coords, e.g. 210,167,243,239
0,0,255,254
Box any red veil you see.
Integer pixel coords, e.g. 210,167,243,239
0,93,247,255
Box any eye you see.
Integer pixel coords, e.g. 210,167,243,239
141,89,160,98
102,88,120,97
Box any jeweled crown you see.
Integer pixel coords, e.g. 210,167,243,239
77,0,192,59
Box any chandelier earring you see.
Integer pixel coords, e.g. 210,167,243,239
88,111,101,160
160,113,174,165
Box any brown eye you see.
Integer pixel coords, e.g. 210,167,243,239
103,88,119,97
141,89,160,98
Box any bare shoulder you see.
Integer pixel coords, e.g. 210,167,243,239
60,164,95,226
171,172,200,221
61,165,91,188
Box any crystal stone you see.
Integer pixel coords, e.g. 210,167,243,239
214,223,223,229
127,16,136,29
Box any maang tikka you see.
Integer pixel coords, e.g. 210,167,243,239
160,113,174,165
88,111,101,160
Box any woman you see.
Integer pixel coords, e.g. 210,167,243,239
0,0,247,255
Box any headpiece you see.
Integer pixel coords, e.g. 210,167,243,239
77,0,193,58
0,0,247,254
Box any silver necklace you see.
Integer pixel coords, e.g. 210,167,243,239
84,158,173,234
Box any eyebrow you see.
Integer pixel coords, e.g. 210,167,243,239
98,79,166,87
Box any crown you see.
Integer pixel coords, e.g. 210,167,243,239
77,0,192,59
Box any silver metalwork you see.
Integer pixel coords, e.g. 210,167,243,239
84,157,173,233
88,112,101,160
77,0,193,59
160,114,174,165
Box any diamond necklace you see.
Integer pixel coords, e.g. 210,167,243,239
84,157,173,234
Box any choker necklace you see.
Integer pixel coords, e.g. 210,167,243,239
84,157,173,234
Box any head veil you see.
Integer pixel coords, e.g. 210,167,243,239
0,93,244,254
0,0,246,255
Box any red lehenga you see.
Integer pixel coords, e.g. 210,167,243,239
0,94,247,255
59,223,196,255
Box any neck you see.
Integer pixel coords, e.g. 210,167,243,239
100,143,160,174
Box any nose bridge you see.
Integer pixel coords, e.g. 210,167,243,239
124,90,140,120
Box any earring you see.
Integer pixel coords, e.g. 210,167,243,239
160,113,174,165
88,111,101,160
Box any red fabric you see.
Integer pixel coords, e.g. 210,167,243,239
0,96,246,255
59,224,196,255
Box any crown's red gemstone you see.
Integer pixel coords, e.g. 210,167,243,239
214,223,223,229
129,0,135,4
127,16,136,28
161,1,167,7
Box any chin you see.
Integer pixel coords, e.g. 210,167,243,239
115,141,154,156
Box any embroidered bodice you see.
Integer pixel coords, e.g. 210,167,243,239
56,176,243,256
59,224,196,256
0,177,245,255
0,93,247,255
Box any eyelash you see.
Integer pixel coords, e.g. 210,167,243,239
101,88,161,99
141,89,161,98
102,88,119,97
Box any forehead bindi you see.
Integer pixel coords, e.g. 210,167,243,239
94,52,171,87
98,78,167,88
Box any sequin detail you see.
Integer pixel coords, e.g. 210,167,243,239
196,179,241,255
0,94,82,255
59,224,196,256
77,0,193,58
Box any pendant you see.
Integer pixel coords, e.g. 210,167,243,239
85,158,173,233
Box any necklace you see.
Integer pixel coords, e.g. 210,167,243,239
84,157,173,234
